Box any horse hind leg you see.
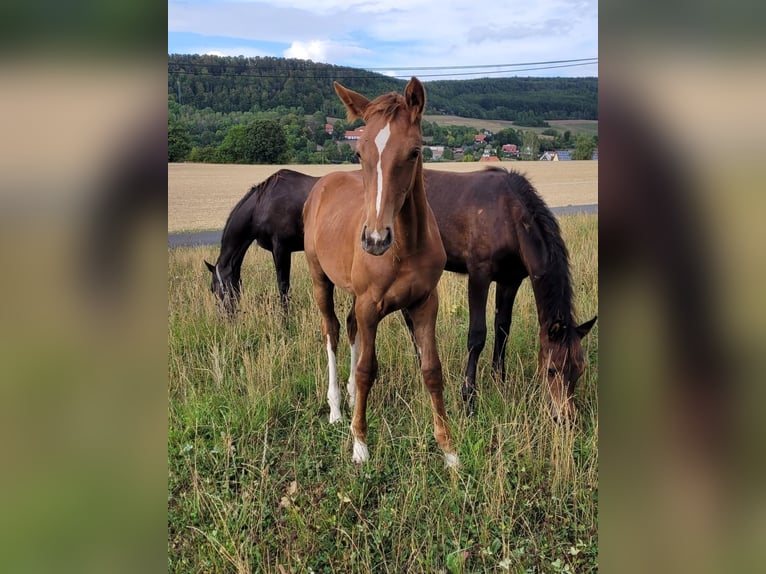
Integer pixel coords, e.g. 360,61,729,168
312,274,342,422
492,279,522,383
272,243,292,318
463,272,491,415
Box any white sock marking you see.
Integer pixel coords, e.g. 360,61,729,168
352,437,369,464
444,452,460,469
326,335,341,423
373,122,390,217
347,337,358,408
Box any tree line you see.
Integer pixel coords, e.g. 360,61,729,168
168,54,598,164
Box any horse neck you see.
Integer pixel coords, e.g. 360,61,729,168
529,270,575,334
397,164,430,248
521,233,576,334
217,208,254,282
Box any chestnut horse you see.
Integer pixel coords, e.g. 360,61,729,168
303,78,458,467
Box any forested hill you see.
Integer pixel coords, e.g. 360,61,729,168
168,54,597,121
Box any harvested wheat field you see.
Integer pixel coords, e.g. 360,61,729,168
168,161,598,233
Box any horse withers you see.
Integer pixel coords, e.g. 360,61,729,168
303,78,458,468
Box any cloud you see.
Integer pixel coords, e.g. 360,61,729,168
283,40,372,64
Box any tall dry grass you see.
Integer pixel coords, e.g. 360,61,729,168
168,214,598,573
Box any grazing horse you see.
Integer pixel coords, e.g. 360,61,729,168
204,167,596,419
422,167,596,419
203,169,317,315
303,78,458,467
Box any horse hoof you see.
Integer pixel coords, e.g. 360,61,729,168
329,411,342,424
444,452,460,469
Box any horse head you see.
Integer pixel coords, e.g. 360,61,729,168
204,259,240,316
333,77,426,256
539,315,597,421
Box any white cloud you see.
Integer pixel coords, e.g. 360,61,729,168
284,40,331,62
283,40,372,63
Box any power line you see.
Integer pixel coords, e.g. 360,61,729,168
362,58,597,72
384,61,598,79
168,56,597,80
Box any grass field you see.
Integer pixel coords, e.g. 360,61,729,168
168,161,598,233
168,213,598,573
422,115,598,140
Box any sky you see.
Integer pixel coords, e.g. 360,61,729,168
168,0,598,80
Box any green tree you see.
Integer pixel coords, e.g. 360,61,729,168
573,134,596,160
520,131,540,161
422,146,433,161
168,120,191,162
248,119,287,163
442,147,454,161
215,119,287,164
324,141,340,163
216,124,250,163
495,127,521,147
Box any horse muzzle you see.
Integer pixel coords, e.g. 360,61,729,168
361,225,393,256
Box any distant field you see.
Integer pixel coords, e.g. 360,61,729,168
168,161,598,233
424,115,598,138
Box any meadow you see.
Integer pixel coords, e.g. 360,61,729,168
168,210,598,573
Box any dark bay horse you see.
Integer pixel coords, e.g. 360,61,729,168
205,166,595,419
203,168,317,315
423,167,596,419
303,78,458,467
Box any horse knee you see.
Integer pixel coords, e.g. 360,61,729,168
467,327,487,353
421,366,444,394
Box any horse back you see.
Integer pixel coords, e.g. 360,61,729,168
424,168,527,278
251,169,317,251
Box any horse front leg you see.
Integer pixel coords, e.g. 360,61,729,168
492,279,522,383
272,243,292,318
345,302,358,408
463,272,491,415
407,291,459,468
349,299,379,464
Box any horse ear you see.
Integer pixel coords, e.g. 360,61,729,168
334,81,369,122
404,77,426,123
576,316,597,339
548,320,567,341
204,260,215,273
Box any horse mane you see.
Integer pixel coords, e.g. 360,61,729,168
490,166,578,331
363,92,406,123
221,170,286,239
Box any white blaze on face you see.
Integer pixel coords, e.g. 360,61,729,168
326,335,341,423
373,122,391,218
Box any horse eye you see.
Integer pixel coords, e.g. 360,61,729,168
547,368,557,377
409,148,420,161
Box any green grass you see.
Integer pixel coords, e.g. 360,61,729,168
168,214,598,573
